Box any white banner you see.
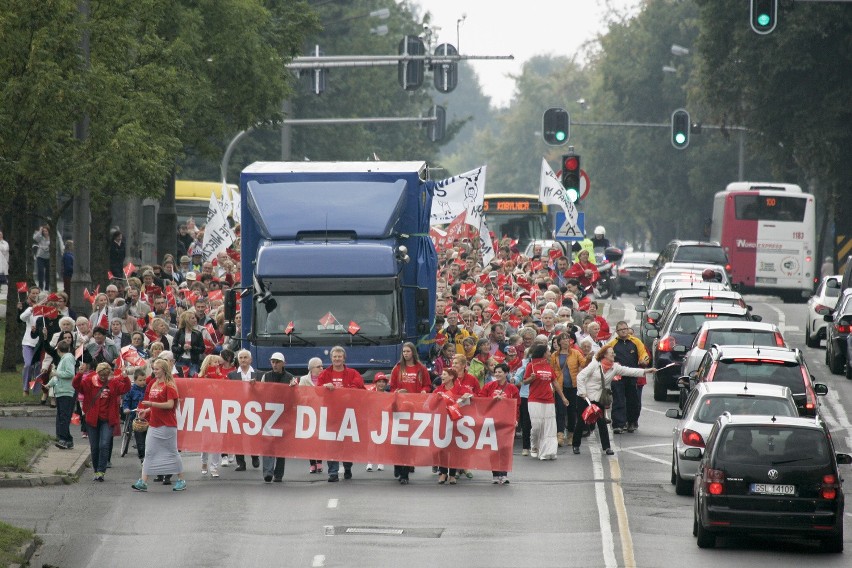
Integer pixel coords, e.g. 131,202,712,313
230,186,241,225
219,183,233,221
202,191,236,261
539,158,580,236
478,217,495,266
430,165,487,229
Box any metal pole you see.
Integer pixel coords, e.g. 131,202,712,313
738,129,745,181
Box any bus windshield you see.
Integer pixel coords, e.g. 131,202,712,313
734,195,807,222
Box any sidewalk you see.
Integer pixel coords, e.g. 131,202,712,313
0,406,91,488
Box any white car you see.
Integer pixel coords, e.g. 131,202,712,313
665,382,798,496
680,320,783,379
805,274,841,348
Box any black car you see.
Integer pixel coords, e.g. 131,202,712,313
692,413,851,552
618,251,657,293
647,240,730,282
824,288,852,378
647,302,752,401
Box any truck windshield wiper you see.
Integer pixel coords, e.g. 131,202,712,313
282,333,316,347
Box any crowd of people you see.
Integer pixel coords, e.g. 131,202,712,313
14,223,660,489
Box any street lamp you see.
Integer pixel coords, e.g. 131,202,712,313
671,44,690,57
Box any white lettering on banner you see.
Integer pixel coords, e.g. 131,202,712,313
338,408,360,442
296,406,317,439
178,398,286,437
391,412,411,445
410,413,432,447
318,407,336,441
476,419,498,450
456,416,475,449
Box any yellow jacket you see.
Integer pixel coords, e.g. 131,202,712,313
604,335,650,366
550,348,589,388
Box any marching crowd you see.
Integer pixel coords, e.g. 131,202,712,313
15,225,658,491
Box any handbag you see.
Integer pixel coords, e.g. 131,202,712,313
132,417,149,432
598,368,613,408
582,402,603,425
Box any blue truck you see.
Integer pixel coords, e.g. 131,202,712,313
226,161,437,377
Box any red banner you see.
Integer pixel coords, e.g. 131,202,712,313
175,379,515,471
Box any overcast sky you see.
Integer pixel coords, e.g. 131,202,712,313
412,0,640,107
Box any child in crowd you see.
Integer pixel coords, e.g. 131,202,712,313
122,369,148,462
366,373,388,474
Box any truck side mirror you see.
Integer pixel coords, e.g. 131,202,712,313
415,288,430,320
224,289,237,321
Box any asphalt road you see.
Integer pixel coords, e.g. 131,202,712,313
1,294,850,568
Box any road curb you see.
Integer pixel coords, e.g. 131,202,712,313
9,536,38,568
0,406,56,418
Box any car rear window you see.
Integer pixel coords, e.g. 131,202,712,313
672,246,728,265
714,360,805,394
672,314,748,334
706,330,778,347
717,426,829,465
695,395,797,423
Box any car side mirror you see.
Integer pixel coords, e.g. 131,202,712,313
639,290,648,299
836,453,852,465
751,314,762,322
676,376,690,388
824,314,834,322
635,304,646,313
665,408,681,419
682,448,703,461
814,305,831,316
813,382,828,396
648,310,661,320
646,329,659,339
826,279,841,289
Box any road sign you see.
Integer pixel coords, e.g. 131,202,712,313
579,170,590,200
555,212,585,241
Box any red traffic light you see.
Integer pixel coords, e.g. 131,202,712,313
564,157,579,171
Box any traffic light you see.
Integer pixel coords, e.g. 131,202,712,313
560,153,581,203
750,0,777,35
428,105,446,142
671,109,690,150
543,107,569,146
433,43,458,93
398,35,425,91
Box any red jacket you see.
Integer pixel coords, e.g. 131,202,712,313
72,372,130,428
316,366,366,389
390,362,432,393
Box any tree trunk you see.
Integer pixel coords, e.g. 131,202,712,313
90,200,112,290
1,188,32,371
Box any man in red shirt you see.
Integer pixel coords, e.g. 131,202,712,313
316,346,366,482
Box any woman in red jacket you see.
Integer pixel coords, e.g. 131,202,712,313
72,362,130,482
481,362,519,484
566,249,600,292
390,342,432,394
523,343,569,461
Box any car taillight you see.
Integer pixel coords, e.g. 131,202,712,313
682,429,705,448
836,324,851,334
658,336,676,352
619,268,628,276
820,474,838,500
724,264,732,273
646,317,656,324
696,329,708,349
774,332,785,347
802,367,817,413
704,468,725,495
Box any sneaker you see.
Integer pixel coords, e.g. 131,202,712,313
432,466,439,474
605,448,615,456
316,466,323,473
162,475,172,486
500,477,510,485
343,469,353,480
201,464,208,475
366,464,374,472
55,441,68,450
328,474,339,482
131,479,148,492
521,449,530,457
309,464,317,474
220,456,230,467
464,470,473,479
631,422,639,431
273,477,283,483
234,464,246,472
82,432,88,439
557,432,565,447
172,479,187,491
626,425,635,433
251,456,260,468
573,447,581,454
530,448,539,458
492,477,500,484
154,475,164,482
264,475,273,483
376,464,384,471
211,468,219,478
613,427,623,434
399,477,409,485
94,472,104,482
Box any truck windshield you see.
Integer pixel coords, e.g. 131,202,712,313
255,291,399,341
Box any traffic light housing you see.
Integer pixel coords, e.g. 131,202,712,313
433,43,458,93
427,105,446,142
750,0,777,35
543,107,570,146
398,35,425,91
560,153,581,203
671,109,690,150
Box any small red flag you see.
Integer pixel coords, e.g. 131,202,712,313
347,321,361,335
165,287,177,308
16,281,28,293
136,317,147,330
478,273,490,285
208,289,223,302
508,315,522,328
459,282,477,299
490,312,501,324
33,305,58,318
435,334,447,346
98,312,108,330
144,328,159,344
548,249,561,261
284,321,294,335
107,271,115,281
120,346,145,367
123,262,137,278
145,285,163,298
531,260,543,272
319,312,337,327
517,301,533,316
83,288,93,304
492,351,506,363
203,335,215,355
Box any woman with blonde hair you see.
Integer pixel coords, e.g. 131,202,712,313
132,358,187,491
172,310,204,376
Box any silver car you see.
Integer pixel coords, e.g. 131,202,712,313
681,320,784,378
805,274,841,348
665,382,798,496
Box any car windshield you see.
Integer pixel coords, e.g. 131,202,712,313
673,246,728,265
717,426,829,465
705,330,778,347
671,313,746,335
695,395,796,424
255,291,398,341
713,360,805,394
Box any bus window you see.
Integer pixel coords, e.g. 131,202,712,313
735,195,806,222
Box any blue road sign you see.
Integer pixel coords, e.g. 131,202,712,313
555,212,584,241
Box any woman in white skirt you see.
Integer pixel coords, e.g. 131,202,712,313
523,343,569,460
132,358,186,492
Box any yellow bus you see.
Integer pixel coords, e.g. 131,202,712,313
482,193,551,250
174,180,239,224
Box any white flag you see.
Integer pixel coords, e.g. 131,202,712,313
219,183,233,220
430,165,487,229
202,191,236,261
230,186,241,225
539,158,581,238
478,217,495,266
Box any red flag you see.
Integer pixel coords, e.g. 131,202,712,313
347,321,361,335
490,312,501,324
75,344,84,360
435,334,447,346
113,356,124,379
203,335,215,355
492,351,506,363
531,260,543,272
145,285,163,298
98,312,108,330
120,346,146,367
107,271,115,281
83,288,93,304
516,275,531,291
478,273,490,286
284,321,294,335
46,292,61,302
508,315,522,328
16,282,29,293
137,317,147,329
438,391,463,421
548,249,561,261
165,287,177,308
93,285,100,297
144,328,159,344
319,312,337,327
33,305,59,319
459,282,477,299
517,301,532,316
123,262,137,278
208,289,223,302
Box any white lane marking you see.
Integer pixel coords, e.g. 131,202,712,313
618,443,671,451
765,303,786,335
818,389,852,452
623,303,639,329
327,499,338,509
609,457,637,568
591,444,619,568
639,407,669,416
618,448,670,466
312,555,326,567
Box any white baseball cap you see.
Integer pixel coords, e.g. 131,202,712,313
270,352,286,363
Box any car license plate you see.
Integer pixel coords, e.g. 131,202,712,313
750,483,795,496
756,277,777,284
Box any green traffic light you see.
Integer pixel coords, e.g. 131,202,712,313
566,188,579,202
757,13,770,26
555,131,566,142
675,133,686,144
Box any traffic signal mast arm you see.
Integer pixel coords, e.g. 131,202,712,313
286,53,513,70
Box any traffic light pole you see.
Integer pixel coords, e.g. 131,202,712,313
286,53,513,70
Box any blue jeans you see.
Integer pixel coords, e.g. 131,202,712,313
262,456,285,479
611,380,627,429
36,257,49,291
55,396,74,446
86,420,113,474
327,461,352,477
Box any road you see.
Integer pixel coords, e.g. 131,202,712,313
1,294,850,567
